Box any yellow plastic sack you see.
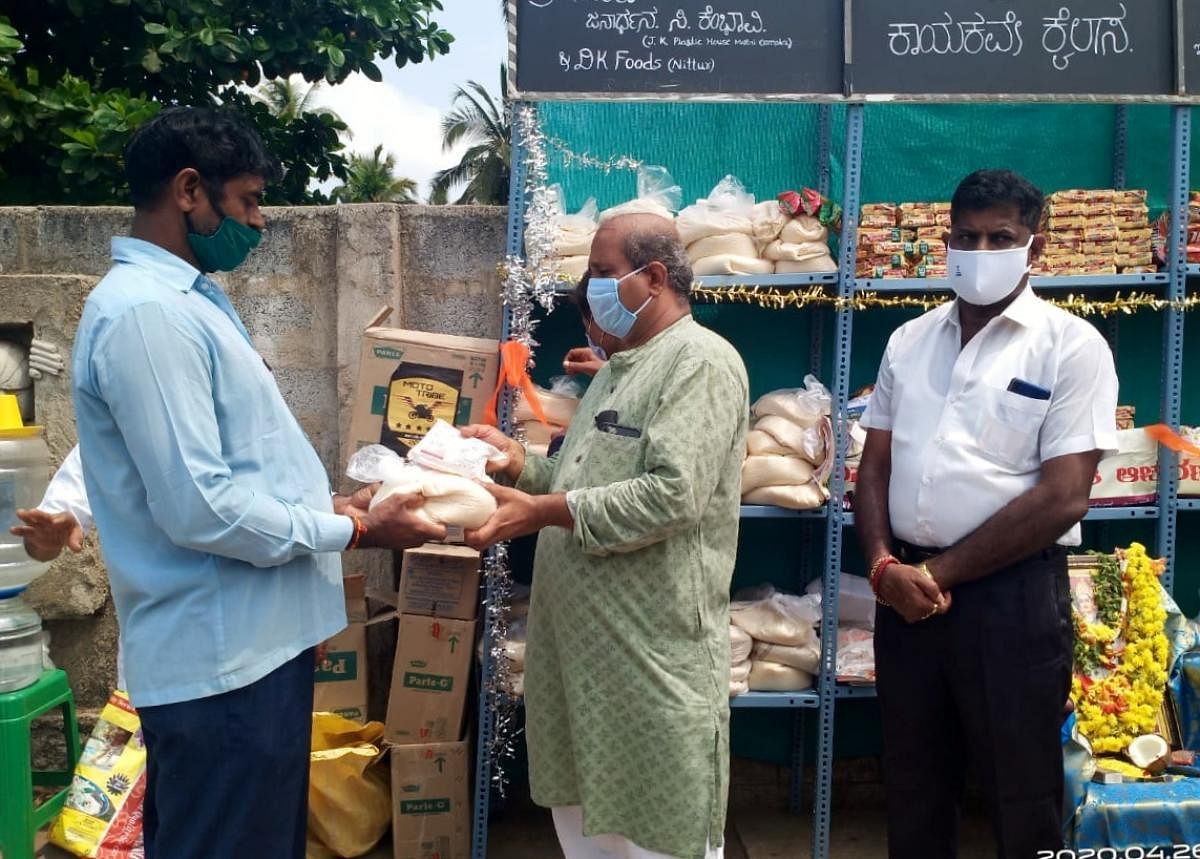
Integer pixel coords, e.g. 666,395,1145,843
49,690,145,858
306,712,391,859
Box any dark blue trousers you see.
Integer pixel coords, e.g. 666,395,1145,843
137,648,315,859
877,547,1072,859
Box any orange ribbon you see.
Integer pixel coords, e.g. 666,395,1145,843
1144,424,1200,457
484,340,551,427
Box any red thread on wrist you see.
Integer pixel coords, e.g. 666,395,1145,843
346,513,366,550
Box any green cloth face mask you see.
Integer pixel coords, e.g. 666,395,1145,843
185,209,262,272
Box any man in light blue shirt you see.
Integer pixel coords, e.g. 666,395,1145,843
72,106,444,859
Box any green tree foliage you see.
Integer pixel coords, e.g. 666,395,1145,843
0,1,453,204
430,65,510,205
332,144,418,203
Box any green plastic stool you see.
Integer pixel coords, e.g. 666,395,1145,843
0,669,81,859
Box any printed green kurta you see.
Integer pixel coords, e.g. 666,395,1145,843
517,316,749,859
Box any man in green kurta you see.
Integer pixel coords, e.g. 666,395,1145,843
465,214,748,859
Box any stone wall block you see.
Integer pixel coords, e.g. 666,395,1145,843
396,205,505,339
28,208,132,276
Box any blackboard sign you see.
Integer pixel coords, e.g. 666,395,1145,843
511,0,843,99
847,0,1175,96
1184,0,1200,94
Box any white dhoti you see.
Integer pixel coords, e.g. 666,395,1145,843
552,806,724,859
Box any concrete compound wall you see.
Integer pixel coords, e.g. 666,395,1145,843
0,203,506,720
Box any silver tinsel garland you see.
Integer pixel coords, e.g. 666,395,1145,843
482,542,521,796
485,105,562,796
501,106,562,352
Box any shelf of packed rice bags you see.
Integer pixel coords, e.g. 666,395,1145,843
534,168,843,284
740,377,835,514
728,578,876,699
855,190,1157,280
515,372,835,518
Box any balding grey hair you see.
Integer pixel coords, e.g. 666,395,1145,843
622,228,693,303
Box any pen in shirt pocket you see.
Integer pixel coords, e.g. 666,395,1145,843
594,410,642,438
1007,378,1051,400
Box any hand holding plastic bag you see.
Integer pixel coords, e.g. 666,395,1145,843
408,419,507,482
346,440,497,530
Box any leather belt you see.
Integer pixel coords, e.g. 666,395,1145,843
893,540,1067,565
893,541,943,564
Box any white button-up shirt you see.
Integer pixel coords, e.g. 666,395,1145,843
860,286,1118,548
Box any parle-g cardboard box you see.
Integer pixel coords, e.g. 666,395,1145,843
391,741,470,859
349,307,500,457
314,575,368,722
386,613,476,744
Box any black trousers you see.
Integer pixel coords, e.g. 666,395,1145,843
876,546,1072,859
138,648,315,859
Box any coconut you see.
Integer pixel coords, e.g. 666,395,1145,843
1127,734,1170,774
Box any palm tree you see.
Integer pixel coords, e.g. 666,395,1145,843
429,66,510,205
331,145,419,203
251,78,342,125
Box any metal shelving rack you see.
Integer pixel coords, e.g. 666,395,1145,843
471,102,1195,859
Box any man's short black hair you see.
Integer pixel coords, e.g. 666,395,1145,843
950,169,1045,234
124,106,281,208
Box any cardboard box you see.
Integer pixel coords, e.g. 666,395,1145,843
314,575,369,721
400,544,481,621
391,741,470,859
387,614,476,744
350,307,500,456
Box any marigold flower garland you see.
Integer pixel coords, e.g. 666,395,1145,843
1070,543,1170,755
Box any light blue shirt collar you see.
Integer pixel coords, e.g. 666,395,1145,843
111,236,202,294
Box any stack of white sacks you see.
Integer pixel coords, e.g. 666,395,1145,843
513,377,583,457
545,172,838,279
764,215,839,274
741,375,834,510
549,196,599,282
598,165,682,225
729,586,821,696
546,167,685,281
676,176,838,276
727,578,877,697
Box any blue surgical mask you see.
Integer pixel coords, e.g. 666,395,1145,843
585,332,608,362
587,265,652,339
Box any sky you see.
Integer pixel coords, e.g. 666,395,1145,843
313,3,507,200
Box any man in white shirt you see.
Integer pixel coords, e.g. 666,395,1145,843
14,445,90,561
856,169,1118,859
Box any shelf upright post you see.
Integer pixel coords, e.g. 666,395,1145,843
811,102,866,859
1101,106,1129,361
470,100,533,859
810,104,835,380
1112,104,1128,191
796,102,828,816
790,710,808,815
1157,104,1190,595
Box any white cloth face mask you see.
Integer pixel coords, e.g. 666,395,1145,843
946,237,1034,306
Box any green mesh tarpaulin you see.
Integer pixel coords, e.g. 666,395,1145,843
523,101,1198,762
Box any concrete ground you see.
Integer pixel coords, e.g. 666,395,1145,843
482,805,996,859
38,805,996,858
